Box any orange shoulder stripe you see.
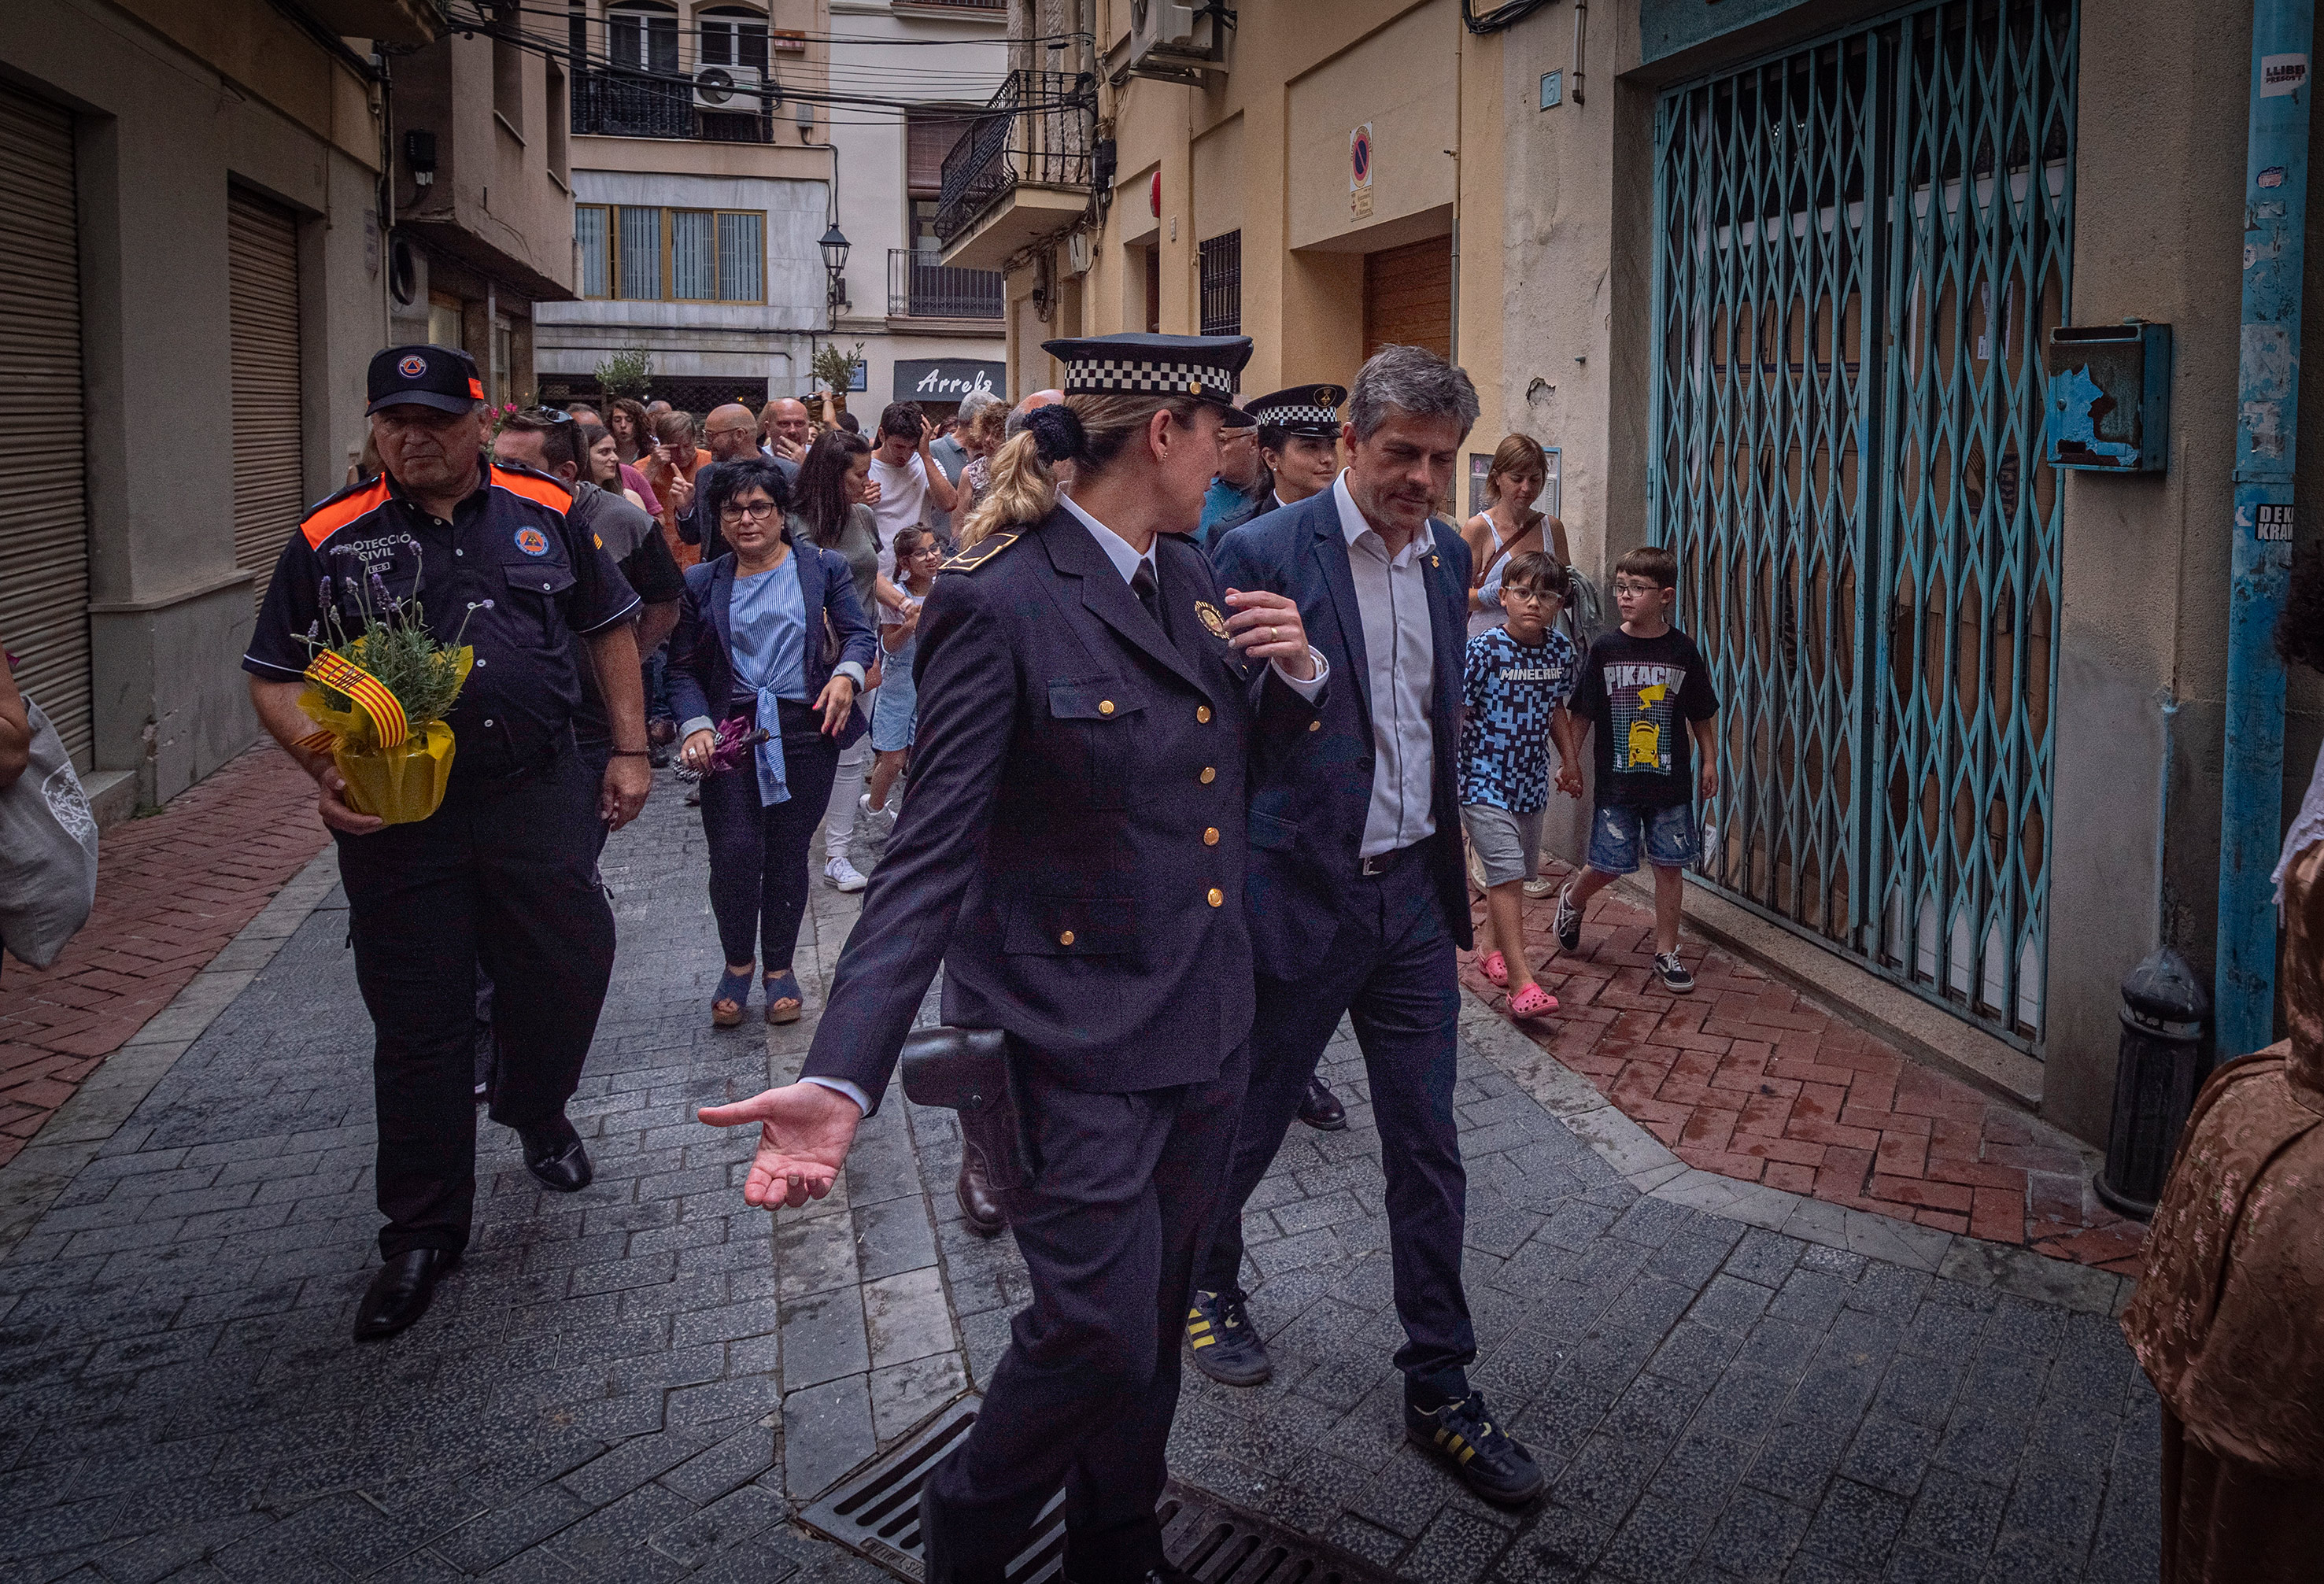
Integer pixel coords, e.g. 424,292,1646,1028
492,465,574,513
300,478,393,549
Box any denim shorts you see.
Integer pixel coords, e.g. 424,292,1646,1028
1587,801,1701,875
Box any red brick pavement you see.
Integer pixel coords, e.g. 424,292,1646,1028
0,745,329,1168
1464,862,2148,1275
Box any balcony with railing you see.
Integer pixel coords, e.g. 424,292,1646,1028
888,250,1003,319
571,69,776,143
934,68,1095,270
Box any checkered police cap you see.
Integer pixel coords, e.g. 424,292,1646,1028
1041,333,1254,408
1243,383,1348,440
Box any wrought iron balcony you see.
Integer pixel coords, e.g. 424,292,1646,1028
888,250,1003,319
934,69,1095,258
571,69,775,144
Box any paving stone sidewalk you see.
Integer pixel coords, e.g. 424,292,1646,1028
0,778,2160,1583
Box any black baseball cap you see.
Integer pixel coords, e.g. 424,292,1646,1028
367,344,487,416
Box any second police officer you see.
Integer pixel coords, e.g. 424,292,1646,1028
244,346,651,1343
700,333,1328,1584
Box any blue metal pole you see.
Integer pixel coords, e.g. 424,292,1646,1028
2218,1,2316,1056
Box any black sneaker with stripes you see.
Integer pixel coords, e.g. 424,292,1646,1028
1405,1387,1544,1505
1184,1288,1271,1386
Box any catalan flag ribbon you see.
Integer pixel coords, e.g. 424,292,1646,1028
305,651,411,748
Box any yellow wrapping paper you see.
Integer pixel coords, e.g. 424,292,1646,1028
297,645,473,825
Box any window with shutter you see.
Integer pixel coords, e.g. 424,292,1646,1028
0,84,93,768
907,110,974,198
228,188,305,618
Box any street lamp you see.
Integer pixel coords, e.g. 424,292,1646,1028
820,223,851,316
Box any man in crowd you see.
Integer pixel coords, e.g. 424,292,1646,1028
678,402,778,562
1195,406,1268,549
493,409,685,812
1199,345,1545,1506
759,397,811,475
242,346,650,1342
925,400,976,547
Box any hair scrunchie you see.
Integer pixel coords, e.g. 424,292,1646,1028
1023,404,1086,466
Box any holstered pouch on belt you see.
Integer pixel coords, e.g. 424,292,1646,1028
898,1026,1024,1191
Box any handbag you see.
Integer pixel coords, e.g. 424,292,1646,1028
0,697,99,968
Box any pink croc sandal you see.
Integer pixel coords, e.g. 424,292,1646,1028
1509,983,1559,1017
1480,951,1509,987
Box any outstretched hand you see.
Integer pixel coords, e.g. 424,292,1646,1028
697,1082,863,1208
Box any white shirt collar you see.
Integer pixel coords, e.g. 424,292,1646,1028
1059,493,1155,586
1332,471,1425,567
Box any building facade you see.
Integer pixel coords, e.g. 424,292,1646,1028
823,0,1010,423
0,0,407,814
533,0,834,415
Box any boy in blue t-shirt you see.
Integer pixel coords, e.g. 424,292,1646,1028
1459,552,1583,1017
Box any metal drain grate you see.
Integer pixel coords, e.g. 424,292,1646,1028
797,1396,1392,1584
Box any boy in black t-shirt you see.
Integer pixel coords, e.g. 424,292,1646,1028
1555,545,1720,992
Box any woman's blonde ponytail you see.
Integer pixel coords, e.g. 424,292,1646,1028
957,430,1055,549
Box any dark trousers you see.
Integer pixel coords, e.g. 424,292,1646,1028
1195,849,1476,1386
696,700,841,969
336,744,615,1261
926,1042,1251,1583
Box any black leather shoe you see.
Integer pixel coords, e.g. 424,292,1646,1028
1406,1386,1544,1505
519,1115,593,1193
956,1143,1007,1237
1297,1076,1347,1132
353,1248,456,1342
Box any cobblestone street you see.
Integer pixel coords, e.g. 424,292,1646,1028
0,774,2160,1582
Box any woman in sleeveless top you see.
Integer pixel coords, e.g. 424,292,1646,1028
1461,434,1570,639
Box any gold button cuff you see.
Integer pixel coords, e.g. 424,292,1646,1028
1203,828,1221,846
1059,930,1076,947
1206,888,1225,907
1196,705,1212,724
1199,766,1216,785
1099,700,1115,716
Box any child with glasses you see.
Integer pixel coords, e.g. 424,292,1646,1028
1554,545,1721,993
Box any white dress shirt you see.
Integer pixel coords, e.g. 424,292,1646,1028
803,497,1323,1117
1332,471,1439,859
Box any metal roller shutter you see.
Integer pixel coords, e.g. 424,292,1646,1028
1362,236,1452,364
228,190,303,607
0,86,91,768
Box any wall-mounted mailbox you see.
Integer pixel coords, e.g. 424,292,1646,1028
2044,320,2171,473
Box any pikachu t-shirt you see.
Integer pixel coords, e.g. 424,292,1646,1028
1570,626,1720,809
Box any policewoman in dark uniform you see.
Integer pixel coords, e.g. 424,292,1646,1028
1240,382,1347,521
244,347,650,1342
700,334,1326,1584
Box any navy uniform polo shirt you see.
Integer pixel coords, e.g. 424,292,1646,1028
243,454,640,786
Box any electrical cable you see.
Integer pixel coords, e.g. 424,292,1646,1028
1461,0,1552,34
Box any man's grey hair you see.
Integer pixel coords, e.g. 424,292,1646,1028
1347,345,1480,443
959,390,1004,427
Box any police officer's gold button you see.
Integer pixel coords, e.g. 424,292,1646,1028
1199,766,1216,784
1206,888,1225,907
1099,700,1115,715
1196,705,1212,724
1059,930,1075,947
1308,719,1320,731
1203,828,1220,846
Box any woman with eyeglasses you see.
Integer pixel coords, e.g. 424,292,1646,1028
667,458,878,1028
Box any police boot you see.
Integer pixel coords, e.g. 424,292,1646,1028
955,1142,1007,1236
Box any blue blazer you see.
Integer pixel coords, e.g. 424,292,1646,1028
1213,486,1475,973
667,543,878,749
797,505,1325,1113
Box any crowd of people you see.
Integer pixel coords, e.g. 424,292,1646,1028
216,329,2324,1584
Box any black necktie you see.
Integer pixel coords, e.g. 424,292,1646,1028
1131,561,1162,629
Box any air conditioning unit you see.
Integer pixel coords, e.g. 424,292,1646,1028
1067,231,1093,275
693,65,767,113
1125,0,1225,83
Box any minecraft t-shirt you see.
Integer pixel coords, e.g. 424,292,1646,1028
1571,626,1720,809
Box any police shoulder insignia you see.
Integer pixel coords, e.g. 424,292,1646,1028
940,532,1018,574
1195,600,1230,641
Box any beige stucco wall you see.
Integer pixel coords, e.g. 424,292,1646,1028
2,0,386,801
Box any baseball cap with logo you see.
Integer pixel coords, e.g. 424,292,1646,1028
367,344,488,416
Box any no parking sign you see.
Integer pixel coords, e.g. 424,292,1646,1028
1350,123,1373,218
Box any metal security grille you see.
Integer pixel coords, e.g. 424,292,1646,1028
1648,0,2075,1050
1199,230,1242,337
229,188,304,614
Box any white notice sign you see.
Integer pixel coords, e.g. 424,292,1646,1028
2263,53,2309,96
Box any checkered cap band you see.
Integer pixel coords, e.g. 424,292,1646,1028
1252,403,1339,429
1064,357,1237,402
